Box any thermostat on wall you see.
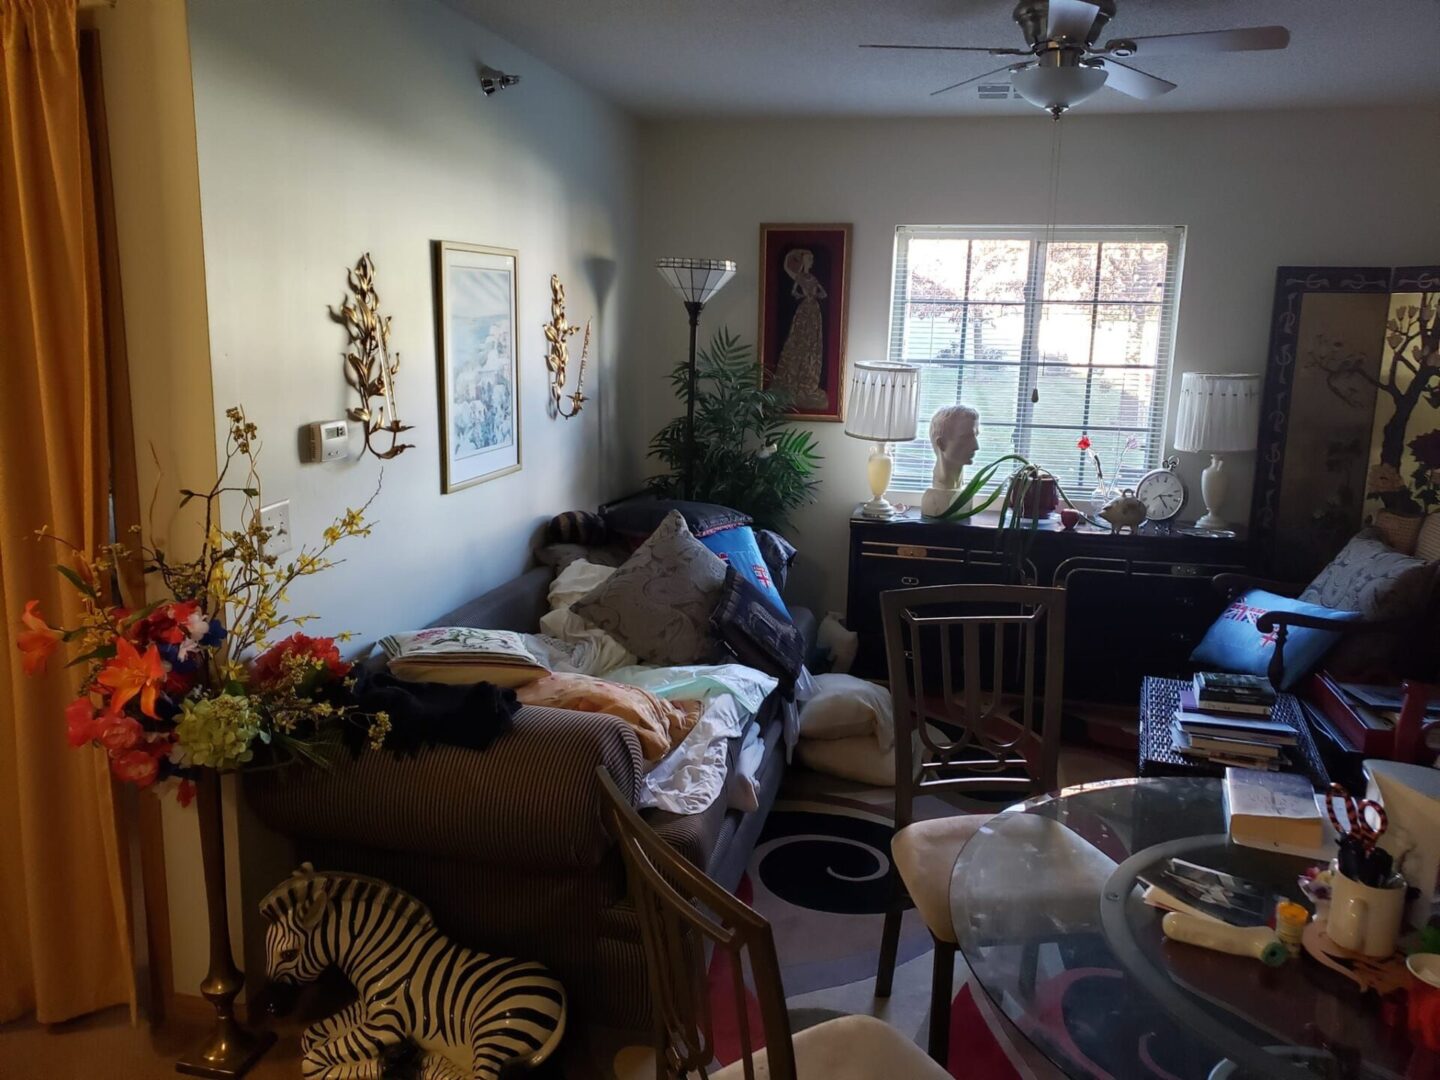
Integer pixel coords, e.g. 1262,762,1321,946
304,420,350,463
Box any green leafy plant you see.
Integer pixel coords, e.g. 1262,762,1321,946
647,327,821,531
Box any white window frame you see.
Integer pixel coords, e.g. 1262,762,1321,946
886,224,1186,495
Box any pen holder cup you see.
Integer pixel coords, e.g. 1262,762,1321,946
1326,863,1406,958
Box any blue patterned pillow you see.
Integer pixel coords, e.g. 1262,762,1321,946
700,526,789,616
1190,589,1359,690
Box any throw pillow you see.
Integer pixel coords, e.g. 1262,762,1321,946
379,627,549,688
544,510,609,547
571,511,727,665
701,525,789,615
797,673,895,750
1373,511,1423,556
1416,513,1440,563
1189,589,1359,690
601,496,752,543
710,566,804,688
1299,529,1432,619
1297,529,1438,679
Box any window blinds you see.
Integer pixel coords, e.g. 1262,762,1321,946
886,225,1185,495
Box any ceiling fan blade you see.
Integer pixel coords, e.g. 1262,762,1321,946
1097,58,1177,99
930,63,1026,97
1108,26,1290,57
860,43,1028,55
1046,0,1101,43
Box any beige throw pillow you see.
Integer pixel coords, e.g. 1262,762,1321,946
571,511,727,665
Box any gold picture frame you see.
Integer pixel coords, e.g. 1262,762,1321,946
433,240,522,493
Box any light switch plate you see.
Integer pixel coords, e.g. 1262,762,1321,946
258,500,292,556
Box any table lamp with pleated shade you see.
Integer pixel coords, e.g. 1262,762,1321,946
1173,372,1261,534
844,362,920,519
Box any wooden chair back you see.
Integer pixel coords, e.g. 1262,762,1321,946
881,583,1066,831
596,767,796,1080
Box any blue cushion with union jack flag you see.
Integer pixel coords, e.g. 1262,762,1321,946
1190,588,1359,691
700,525,789,617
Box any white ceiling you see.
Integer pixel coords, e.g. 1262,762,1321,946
451,0,1440,118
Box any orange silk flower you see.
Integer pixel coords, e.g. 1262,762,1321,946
17,601,60,676
96,638,165,719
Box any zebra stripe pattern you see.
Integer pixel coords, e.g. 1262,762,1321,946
261,865,566,1080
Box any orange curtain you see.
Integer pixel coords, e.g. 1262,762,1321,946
0,0,134,1023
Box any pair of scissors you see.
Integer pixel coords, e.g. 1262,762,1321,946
1325,783,1387,853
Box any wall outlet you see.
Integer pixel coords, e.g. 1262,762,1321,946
258,500,292,556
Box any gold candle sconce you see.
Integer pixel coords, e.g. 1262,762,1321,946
544,273,590,419
331,253,414,459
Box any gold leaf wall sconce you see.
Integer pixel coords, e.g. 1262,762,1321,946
544,273,590,419
331,253,414,459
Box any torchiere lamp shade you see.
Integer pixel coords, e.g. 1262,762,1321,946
844,362,920,442
655,257,737,305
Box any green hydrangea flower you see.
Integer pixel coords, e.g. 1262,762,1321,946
173,694,266,770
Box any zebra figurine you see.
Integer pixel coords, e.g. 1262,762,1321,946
261,865,567,1079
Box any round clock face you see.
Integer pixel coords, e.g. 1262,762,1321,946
1135,468,1187,521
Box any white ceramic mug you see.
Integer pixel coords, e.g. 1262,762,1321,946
1327,866,1405,957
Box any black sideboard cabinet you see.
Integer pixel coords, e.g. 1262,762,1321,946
846,508,1255,704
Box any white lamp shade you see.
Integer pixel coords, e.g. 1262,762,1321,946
1012,63,1108,113
655,257,736,304
844,362,920,442
1173,373,1261,454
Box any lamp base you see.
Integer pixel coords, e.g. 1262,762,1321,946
859,497,901,520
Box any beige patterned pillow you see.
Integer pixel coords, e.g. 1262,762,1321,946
571,511,726,665
1374,511,1423,556
1416,513,1440,563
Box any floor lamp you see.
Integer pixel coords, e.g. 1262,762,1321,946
655,256,736,500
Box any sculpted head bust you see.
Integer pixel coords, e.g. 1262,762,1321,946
929,404,980,489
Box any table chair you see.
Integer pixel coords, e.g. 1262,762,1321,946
596,767,951,1080
873,583,1066,1064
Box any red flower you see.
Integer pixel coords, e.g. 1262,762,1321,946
176,779,197,808
17,601,60,676
95,638,165,719
134,601,200,647
99,715,144,755
251,633,350,686
66,698,105,748
1076,434,1092,452
111,749,159,787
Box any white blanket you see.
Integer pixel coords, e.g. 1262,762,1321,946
639,694,750,815
537,559,635,675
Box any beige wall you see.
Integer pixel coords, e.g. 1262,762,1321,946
637,109,1440,614
89,0,643,1000
182,0,642,987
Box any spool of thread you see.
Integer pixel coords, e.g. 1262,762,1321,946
1162,911,1289,967
1275,900,1308,957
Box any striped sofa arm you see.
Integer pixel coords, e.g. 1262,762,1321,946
245,705,645,871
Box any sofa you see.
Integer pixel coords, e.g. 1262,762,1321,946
245,565,816,1032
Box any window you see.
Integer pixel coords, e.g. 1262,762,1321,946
887,225,1185,496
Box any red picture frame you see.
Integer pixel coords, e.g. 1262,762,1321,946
758,223,851,422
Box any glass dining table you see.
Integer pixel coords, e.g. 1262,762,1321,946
949,777,1415,1080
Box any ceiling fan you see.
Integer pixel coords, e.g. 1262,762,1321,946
861,0,1290,115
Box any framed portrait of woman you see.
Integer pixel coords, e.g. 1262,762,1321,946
432,240,521,493
758,223,851,422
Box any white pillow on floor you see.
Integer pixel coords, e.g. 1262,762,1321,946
797,673,894,750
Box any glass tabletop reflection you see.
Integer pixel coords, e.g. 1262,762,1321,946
949,777,1410,1080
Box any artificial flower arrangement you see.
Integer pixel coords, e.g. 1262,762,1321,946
1077,431,1142,507
16,408,386,805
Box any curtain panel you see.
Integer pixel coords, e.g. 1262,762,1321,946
0,0,135,1023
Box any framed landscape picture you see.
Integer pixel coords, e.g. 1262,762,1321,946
433,241,521,493
758,223,851,422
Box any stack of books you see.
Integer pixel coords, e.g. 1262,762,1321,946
1170,672,1296,771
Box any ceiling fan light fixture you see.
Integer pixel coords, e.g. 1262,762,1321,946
1011,62,1108,114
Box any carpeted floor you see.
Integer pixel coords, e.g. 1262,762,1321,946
607,744,1136,1079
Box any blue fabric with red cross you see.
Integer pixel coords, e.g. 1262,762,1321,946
1189,588,1358,690
700,525,790,618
